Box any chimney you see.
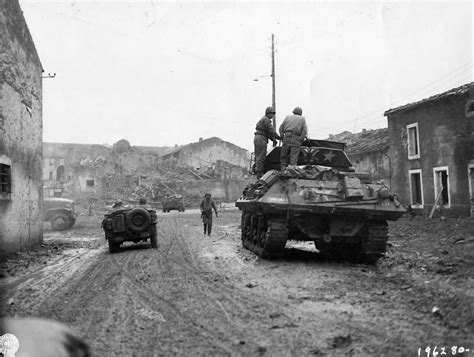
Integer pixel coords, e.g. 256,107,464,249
199,137,203,142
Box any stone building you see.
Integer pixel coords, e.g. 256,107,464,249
0,0,43,252
160,137,250,178
43,142,111,197
384,83,474,216
328,129,390,186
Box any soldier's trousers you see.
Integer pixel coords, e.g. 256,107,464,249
280,135,302,169
254,134,268,177
202,212,212,235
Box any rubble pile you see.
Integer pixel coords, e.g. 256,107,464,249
45,139,250,210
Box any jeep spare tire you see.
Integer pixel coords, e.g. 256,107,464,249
126,207,151,232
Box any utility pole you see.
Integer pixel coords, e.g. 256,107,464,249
271,34,276,130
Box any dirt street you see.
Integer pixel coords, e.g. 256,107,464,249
1,209,473,356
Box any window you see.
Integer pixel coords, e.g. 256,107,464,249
407,123,420,159
49,171,53,180
0,163,11,197
433,167,450,207
409,169,424,208
86,179,95,187
467,162,474,216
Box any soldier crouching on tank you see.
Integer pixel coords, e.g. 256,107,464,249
254,106,281,179
200,193,218,236
279,106,308,170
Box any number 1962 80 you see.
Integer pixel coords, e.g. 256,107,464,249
418,346,471,356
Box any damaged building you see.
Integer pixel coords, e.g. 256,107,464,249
160,137,250,179
43,137,251,206
43,142,112,197
0,0,43,253
385,82,474,216
328,128,390,186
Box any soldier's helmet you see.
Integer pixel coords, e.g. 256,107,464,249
204,193,211,198
292,107,303,115
265,106,275,115
112,199,123,208
138,198,147,204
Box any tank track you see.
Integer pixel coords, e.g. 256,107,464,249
314,220,388,264
362,220,388,264
241,212,288,258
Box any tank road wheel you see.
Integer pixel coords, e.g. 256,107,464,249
260,219,288,259
256,216,268,254
357,220,389,264
241,213,251,249
250,215,259,244
248,214,264,256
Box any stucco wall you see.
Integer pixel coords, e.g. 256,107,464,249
43,142,111,184
387,93,474,215
0,0,43,252
163,179,250,204
349,149,391,187
165,137,250,173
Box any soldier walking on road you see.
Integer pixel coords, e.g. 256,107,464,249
254,106,281,179
279,107,308,170
200,193,218,236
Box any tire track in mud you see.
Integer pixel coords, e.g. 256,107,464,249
2,249,103,315
108,247,234,355
103,220,258,354
165,215,424,356
153,216,324,354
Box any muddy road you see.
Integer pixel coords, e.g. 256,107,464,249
1,210,473,356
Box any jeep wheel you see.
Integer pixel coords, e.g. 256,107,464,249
50,213,72,231
126,207,152,232
108,240,120,253
150,225,158,249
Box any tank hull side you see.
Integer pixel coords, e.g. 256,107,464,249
235,200,405,221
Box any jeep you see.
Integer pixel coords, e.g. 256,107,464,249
162,194,185,213
101,207,158,253
43,197,76,231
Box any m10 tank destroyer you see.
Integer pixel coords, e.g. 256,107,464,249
236,139,406,263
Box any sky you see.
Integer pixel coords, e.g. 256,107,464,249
19,0,473,151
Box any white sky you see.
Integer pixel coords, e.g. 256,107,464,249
20,0,473,151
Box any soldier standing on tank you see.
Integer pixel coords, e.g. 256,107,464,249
200,193,218,236
254,106,281,179
279,107,308,170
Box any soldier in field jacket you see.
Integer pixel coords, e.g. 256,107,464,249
279,107,308,170
200,193,218,236
254,106,281,179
